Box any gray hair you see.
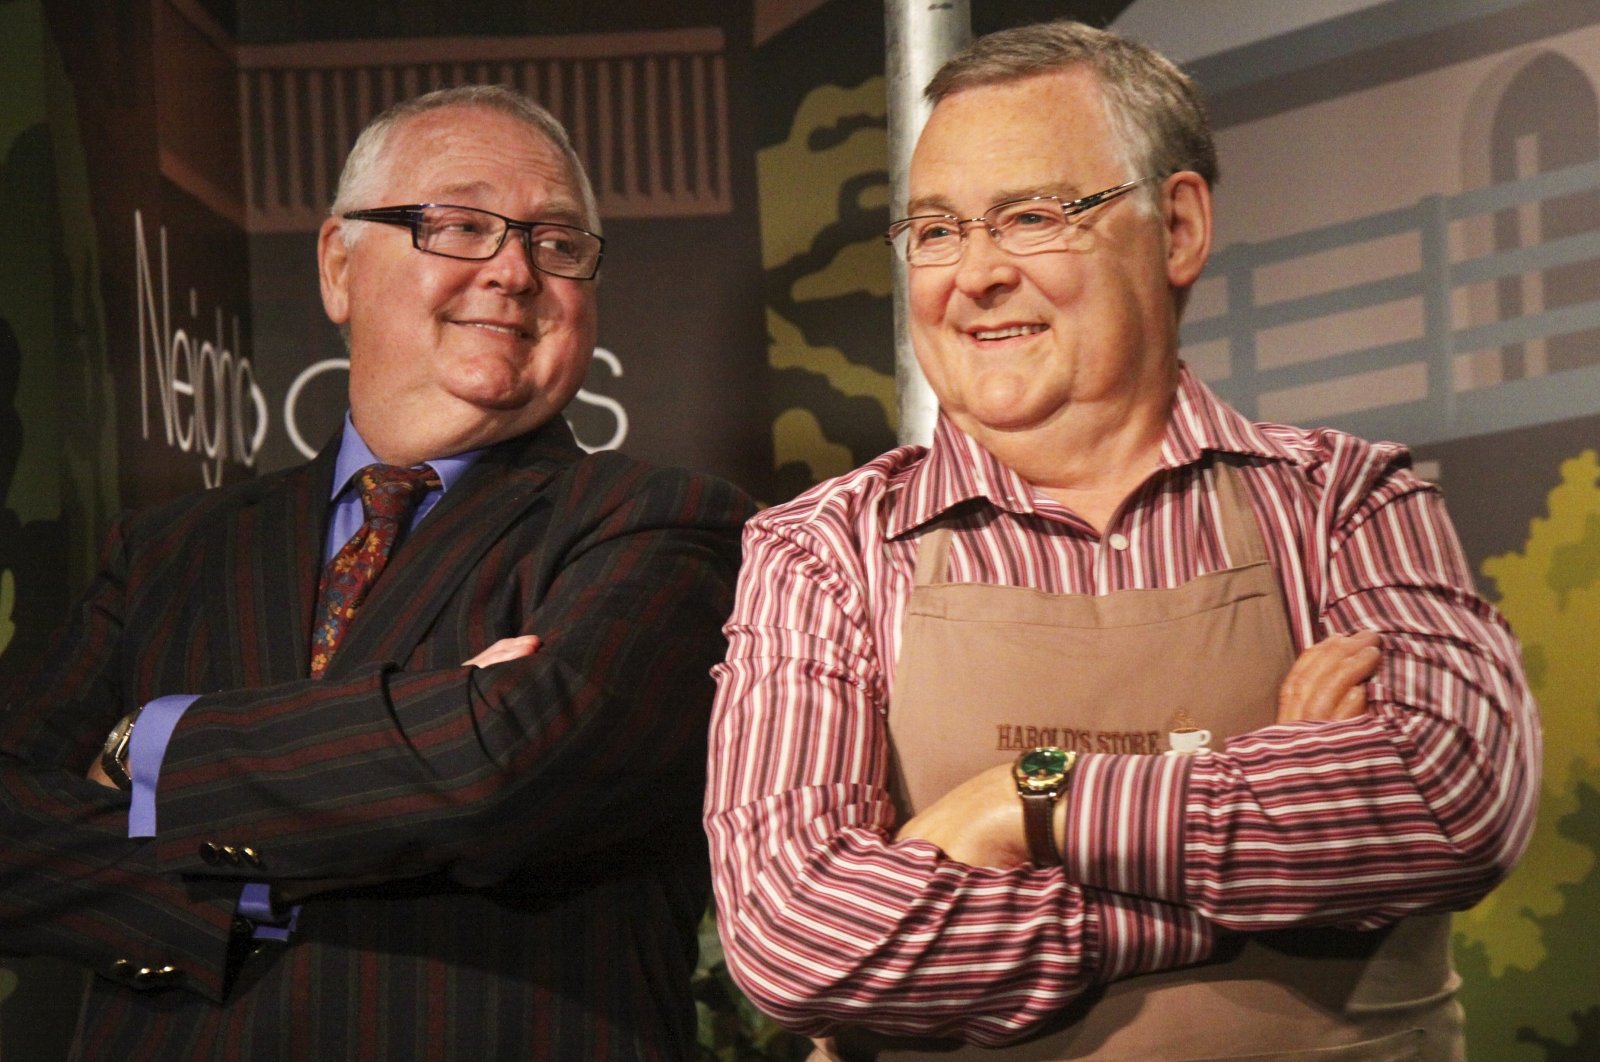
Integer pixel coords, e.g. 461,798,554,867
330,84,600,241
925,20,1218,200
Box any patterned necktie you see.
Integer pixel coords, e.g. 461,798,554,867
309,463,441,678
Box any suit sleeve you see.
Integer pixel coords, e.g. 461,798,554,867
0,516,243,1001
145,461,753,890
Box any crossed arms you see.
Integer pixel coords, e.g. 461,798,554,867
704,448,1538,1044
0,452,753,999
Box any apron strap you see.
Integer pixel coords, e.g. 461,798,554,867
911,522,955,587
1211,456,1271,567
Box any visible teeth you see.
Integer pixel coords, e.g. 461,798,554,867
467,322,524,337
974,324,1045,340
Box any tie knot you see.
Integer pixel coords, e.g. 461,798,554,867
355,463,441,522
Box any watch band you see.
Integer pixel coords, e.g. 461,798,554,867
1020,790,1060,866
1013,746,1077,867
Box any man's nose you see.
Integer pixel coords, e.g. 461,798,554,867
952,223,1019,295
480,230,540,290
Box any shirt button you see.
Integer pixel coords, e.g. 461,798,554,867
1107,532,1130,551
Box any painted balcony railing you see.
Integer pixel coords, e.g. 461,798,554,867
1187,157,1600,444
237,28,732,232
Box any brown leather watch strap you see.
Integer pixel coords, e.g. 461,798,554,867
1020,790,1060,866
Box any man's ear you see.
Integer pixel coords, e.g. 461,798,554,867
318,217,352,326
1163,171,1212,292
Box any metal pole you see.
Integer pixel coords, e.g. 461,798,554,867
885,0,971,446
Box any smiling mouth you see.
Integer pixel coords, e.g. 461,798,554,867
456,320,531,340
971,324,1047,341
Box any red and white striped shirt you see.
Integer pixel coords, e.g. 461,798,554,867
705,368,1539,1045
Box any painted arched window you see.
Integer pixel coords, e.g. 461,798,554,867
1491,51,1600,377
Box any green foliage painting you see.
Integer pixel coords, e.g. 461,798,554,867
1456,449,1600,1059
0,570,15,657
759,75,896,502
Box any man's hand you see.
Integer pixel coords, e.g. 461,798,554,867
1276,631,1380,724
895,761,1026,868
86,759,116,789
462,635,541,668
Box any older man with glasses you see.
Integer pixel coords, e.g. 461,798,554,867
1,85,752,1060
706,20,1538,1060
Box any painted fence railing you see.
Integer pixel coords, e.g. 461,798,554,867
1188,157,1600,445
237,29,732,232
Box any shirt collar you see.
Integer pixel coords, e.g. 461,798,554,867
1159,364,1291,468
882,416,1041,540
884,363,1294,539
330,413,482,501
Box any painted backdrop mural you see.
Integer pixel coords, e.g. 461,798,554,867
1117,1,1600,1056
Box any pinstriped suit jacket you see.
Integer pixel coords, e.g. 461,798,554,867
0,417,754,1060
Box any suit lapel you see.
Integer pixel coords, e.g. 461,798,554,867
204,439,337,687
318,419,583,681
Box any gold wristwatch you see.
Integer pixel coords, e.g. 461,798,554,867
1013,746,1077,866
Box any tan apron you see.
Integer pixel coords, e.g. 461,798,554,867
828,460,1461,1062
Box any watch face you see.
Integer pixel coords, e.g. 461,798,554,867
1016,746,1070,792
103,716,132,757
100,714,137,790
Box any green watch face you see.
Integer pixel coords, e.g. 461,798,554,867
1016,746,1071,792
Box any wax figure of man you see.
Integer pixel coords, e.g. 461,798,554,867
706,21,1538,1061
0,85,754,1060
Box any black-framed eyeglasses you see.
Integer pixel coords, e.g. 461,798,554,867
885,177,1156,266
342,203,605,280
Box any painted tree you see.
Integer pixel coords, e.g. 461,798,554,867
1457,449,1600,1059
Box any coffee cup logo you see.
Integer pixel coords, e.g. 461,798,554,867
1168,726,1212,754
